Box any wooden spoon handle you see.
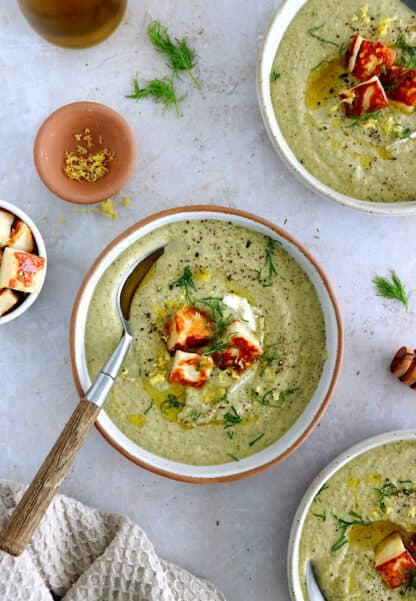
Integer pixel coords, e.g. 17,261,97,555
0,398,101,557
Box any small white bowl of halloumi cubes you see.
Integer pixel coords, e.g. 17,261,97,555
0,200,47,324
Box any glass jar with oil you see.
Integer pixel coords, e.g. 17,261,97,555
17,0,127,49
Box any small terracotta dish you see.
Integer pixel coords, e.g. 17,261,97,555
34,102,137,205
0,200,47,325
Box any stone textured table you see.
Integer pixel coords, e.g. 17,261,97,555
1,2,416,599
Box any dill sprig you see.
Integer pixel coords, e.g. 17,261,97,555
148,19,201,89
271,70,281,82
161,393,185,415
331,511,369,552
223,405,242,429
171,266,196,303
347,110,382,127
374,480,414,512
401,568,416,594
248,433,265,447
312,512,327,522
373,270,409,312
198,296,233,340
258,341,281,377
251,388,279,408
313,483,329,503
256,238,278,288
126,76,183,117
307,25,339,48
397,35,416,69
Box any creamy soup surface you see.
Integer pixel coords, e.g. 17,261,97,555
300,439,416,600
85,220,327,465
271,0,416,202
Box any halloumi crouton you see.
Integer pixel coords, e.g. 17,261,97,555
0,247,45,293
0,210,14,248
169,350,214,388
375,532,416,589
214,320,263,372
167,307,214,352
8,220,35,253
340,76,388,117
0,288,20,317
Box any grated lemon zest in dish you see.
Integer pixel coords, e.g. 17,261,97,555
378,16,397,38
64,128,114,183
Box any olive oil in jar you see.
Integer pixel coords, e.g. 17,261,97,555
17,0,127,48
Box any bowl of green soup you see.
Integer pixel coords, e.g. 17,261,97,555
70,206,343,482
288,430,416,601
258,0,416,214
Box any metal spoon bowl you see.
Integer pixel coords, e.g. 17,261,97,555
0,247,164,557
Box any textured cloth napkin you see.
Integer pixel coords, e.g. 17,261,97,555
0,480,226,601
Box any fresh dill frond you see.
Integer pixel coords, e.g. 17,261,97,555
258,341,281,377
313,483,329,504
250,387,279,408
374,480,414,512
271,70,281,82
257,238,278,287
347,110,382,127
147,19,201,89
223,405,242,429
198,296,233,340
331,511,369,552
160,393,185,414
396,35,416,69
373,270,409,312
171,266,196,302
307,25,339,48
126,76,183,117
248,433,265,447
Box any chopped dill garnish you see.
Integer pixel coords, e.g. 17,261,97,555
161,393,185,414
248,433,265,447
390,124,413,140
226,430,235,440
397,35,416,69
271,70,281,82
198,296,233,340
251,388,279,408
279,388,300,404
144,401,153,415
313,483,329,503
374,480,414,511
171,266,196,303
312,59,333,71
147,19,201,89
256,238,278,287
373,270,409,312
258,342,281,377
312,512,327,522
223,405,242,429
347,110,382,127
307,25,339,48
401,568,416,594
204,335,235,356
126,76,183,117
332,511,369,552
227,453,239,462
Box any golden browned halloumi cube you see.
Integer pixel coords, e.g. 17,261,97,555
167,307,214,352
214,320,263,372
8,220,35,253
169,350,214,388
0,247,45,293
340,75,388,117
0,288,20,317
0,210,14,248
375,532,416,589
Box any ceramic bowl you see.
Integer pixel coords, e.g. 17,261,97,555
287,429,416,601
0,200,47,325
34,101,137,205
257,0,416,216
70,205,343,483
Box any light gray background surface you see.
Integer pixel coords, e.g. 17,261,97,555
1,2,415,600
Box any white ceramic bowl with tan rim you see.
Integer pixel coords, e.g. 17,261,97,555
287,429,416,601
257,0,416,216
0,200,47,325
70,205,343,483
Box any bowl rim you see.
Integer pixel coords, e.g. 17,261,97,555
70,204,343,483
0,199,47,325
33,100,137,205
256,0,416,216
287,429,416,601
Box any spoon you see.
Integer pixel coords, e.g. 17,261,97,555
0,246,164,557
306,560,327,601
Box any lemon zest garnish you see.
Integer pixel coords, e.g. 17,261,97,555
123,196,131,206
378,16,397,38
